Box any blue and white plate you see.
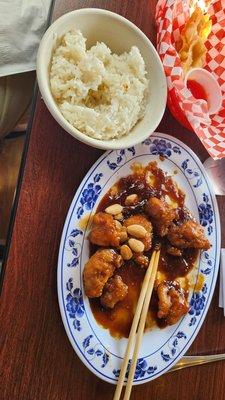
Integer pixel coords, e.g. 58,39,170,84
57,132,221,384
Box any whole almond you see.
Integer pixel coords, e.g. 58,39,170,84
105,204,123,215
125,194,138,206
128,238,145,253
120,245,133,260
127,224,147,239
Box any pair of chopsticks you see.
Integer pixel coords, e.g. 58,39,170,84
113,248,161,400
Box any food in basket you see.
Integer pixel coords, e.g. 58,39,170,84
50,29,148,140
176,7,212,73
83,161,210,338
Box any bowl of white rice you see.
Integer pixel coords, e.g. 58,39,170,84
37,8,167,150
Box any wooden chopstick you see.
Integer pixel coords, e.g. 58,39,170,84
113,250,156,400
113,249,160,400
123,249,160,400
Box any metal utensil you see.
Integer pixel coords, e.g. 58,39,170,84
203,157,225,195
170,354,225,372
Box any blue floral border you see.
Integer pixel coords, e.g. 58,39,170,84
59,133,219,384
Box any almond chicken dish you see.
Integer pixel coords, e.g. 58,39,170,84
83,161,210,338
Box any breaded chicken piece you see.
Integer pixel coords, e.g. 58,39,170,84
167,220,210,250
83,249,123,297
157,281,189,325
145,197,177,236
123,214,153,251
89,212,124,247
100,275,128,309
133,254,149,268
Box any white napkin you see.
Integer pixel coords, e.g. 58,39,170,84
219,249,225,315
0,0,52,77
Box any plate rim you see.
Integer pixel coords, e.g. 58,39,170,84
57,132,221,384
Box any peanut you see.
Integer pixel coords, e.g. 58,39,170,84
110,185,119,197
120,227,128,243
120,245,133,260
114,220,123,230
125,194,138,206
105,204,123,215
114,213,123,221
126,224,147,239
128,238,145,253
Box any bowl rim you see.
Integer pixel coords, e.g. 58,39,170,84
36,8,167,150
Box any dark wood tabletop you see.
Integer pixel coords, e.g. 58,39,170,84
1,1,225,399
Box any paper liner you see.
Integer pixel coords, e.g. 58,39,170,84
156,0,225,159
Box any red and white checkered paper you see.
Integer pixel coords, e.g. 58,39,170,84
156,0,225,159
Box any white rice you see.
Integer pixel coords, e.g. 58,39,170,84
50,29,148,140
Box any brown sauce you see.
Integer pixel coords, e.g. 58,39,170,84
159,247,198,280
89,162,199,338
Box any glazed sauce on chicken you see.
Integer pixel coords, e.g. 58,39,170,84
90,262,145,338
89,162,199,338
89,249,197,338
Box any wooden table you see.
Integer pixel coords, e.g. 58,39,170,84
1,1,225,399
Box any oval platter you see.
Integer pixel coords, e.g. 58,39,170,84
57,132,221,384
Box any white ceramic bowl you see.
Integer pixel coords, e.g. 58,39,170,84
37,8,167,150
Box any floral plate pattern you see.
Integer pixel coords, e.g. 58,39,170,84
57,132,220,384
